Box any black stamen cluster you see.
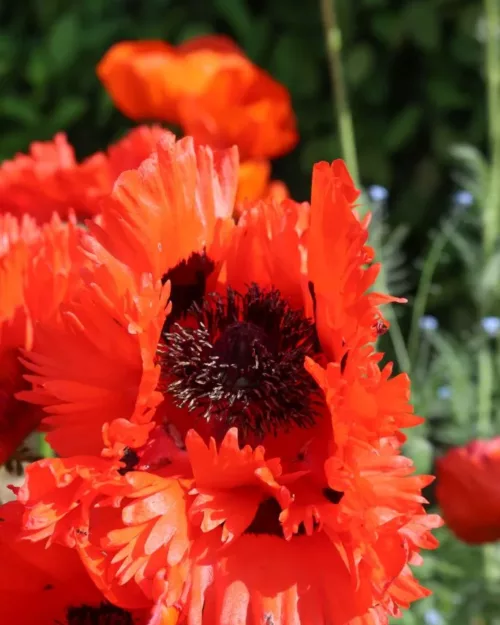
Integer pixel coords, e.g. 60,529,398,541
161,251,215,326
159,284,321,437
66,603,134,625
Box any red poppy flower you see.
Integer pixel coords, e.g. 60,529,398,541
0,499,178,625
0,125,168,223
97,36,298,160
0,212,86,464
15,136,441,624
436,438,500,544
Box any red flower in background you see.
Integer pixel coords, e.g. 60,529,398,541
14,132,441,624
97,36,297,162
0,125,168,223
436,438,500,544
0,212,86,464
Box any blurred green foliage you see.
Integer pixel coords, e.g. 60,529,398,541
0,0,484,269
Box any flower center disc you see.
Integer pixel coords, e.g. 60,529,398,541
159,284,321,438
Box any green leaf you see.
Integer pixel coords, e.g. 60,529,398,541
345,44,375,87
270,35,321,98
372,14,404,48
25,51,48,88
48,13,80,75
0,96,41,126
214,0,253,47
403,1,440,51
385,106,421,151
48,96,87,130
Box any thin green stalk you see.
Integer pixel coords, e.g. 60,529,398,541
319,0,360,185
477,346,494,437
385,303,411,373
483,0,500,257
408,222,453,366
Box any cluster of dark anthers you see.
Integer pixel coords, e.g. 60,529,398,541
66,603,134,625
161,252,215,326
158,283,323,437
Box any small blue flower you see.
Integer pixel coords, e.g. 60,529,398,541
425,609,444,625
453,190,473,208
419,315,439,332
368,185,389,203
481,316,500,336
437,385,452,400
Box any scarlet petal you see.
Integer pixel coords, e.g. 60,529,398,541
436,437,500,543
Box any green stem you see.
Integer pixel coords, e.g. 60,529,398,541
385,304,411,373
408,223,452,365
319,0,360,186
477,346,494,437
484,0,500,257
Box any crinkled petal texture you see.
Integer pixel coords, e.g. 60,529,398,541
77,124,170,215
98,35,297,160
185,533,372,625
436,438,500,544
18,258,170,457
0,212,87,463
13,152,441,625
0,499,177,625
0,126,169,223
0,133,79,222
306,160,404,361
89,132,238,284
19,133,238,456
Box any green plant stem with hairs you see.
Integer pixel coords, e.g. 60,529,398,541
484,0,500,258
319,0,360,187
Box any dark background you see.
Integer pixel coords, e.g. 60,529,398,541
0,0,484,317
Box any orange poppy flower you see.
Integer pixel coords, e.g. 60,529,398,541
97,36,298,160
0,125,168,223
19,133,238,457
0,212,86,464
15,138,440,624
436,438,500,544
0,499,178,625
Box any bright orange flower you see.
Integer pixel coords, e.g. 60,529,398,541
98,36,298,160
0,125,168,223
15,139,440,624
19,133,237,457
436,438,500,544
0,500,177,625
0,212,86,464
